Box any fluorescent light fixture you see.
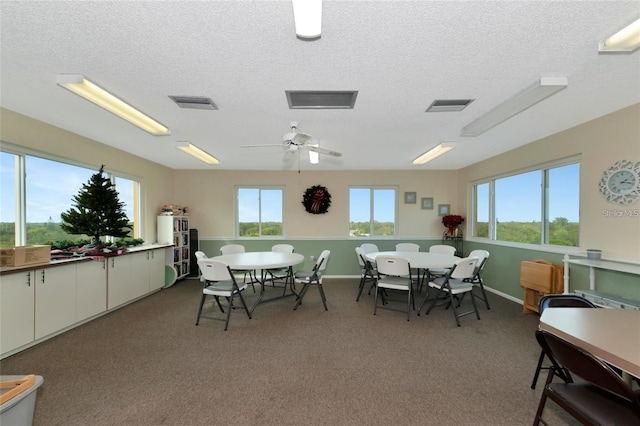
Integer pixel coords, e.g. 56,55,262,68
461,77,568,137
176,142,220,165
292,0,322,39
57,74,170,135
412,142,456,165
309,143,319,164
599,18,640,52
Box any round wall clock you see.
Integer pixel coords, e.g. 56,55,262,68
598,159,640,206
302,185,331,214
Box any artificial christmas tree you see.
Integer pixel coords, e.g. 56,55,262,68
60,165,131,243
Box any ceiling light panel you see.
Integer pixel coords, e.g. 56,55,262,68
461,77,568,137
57,74,170,135
412,142,457,165
286,90,358,109
599,17,640,52
176,142,219,165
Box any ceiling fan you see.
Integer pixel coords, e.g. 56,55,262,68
242,122,342,164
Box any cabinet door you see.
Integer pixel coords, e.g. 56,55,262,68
149,249,166,291
35,265,77,339
0,271,35,355
130,251,151,298
77,259,107,321
107,255,133,309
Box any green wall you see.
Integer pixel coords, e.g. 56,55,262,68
199,239,640,302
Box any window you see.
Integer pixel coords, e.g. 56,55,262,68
237,187,283,237
0,145,142,247
349,187,396,237
472,160,579,247
0,152,17,247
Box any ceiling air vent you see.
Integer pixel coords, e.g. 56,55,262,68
286,90,358,109
169,96,218,110
426,99,474,112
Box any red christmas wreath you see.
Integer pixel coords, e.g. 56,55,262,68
302,185,331,214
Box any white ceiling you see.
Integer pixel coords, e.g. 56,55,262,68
1,1,639,171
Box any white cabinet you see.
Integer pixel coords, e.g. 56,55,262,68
106,254,133,309
77,259,107,321
157,216,190,279
149,248,166,291
35,264,77,339
0,271,35,354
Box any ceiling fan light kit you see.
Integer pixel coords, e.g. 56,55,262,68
413,142,457,165
460,76,568,137
292,0,322,39
56,74,170,135
599,17,640,52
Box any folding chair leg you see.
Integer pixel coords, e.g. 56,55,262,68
237,289,252,320
356,275,366,301
448,292,462,327
373,283,379,315
223,297,233,331
293,283,310,310
318,283,328,311
530,350,546,389
477,282,491,309
196,294,207,325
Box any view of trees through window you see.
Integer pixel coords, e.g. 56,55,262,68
349,187,396,237
473,162,580,246
0,151,138,248
237,187,283,237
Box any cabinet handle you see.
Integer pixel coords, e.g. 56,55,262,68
41,270,45,283
27,272,31,287
111,258,115,268
102,259,106,269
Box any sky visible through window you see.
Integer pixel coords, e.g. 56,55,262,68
0,153,134,222
477,163,580,222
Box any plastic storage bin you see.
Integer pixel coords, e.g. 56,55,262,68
0,375,44,426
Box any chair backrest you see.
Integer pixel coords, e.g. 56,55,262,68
198,258,233,282
315,250,331,272
220,244,245,255
468,249,489,274
272,244,294,253
355,247,366,267
539,294,597,313
449,256,479,280
194,251,208,260
376,255,411,277
429,245,456,256
395,243,420,252
360,243,379,254
536,330,639,406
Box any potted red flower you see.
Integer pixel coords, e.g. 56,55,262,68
442,214,464,236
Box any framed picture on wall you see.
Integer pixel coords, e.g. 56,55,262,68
404,192,417,204
438,204,450,216
421,197,433,210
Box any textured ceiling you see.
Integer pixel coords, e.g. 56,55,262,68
1,1,639,171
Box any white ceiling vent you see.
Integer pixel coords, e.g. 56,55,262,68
286,90,358,109
169,96,218,110
426,99,474,112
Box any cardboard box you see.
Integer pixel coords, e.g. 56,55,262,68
0,245,51,267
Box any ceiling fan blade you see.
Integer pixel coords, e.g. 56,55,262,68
307,145,342,157
241,144,284,148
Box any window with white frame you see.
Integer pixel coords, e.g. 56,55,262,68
237,187,284,237
0,147,140,247
349,187,396,237
472,160,580,246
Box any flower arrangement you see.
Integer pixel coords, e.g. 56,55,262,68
442,214,464,234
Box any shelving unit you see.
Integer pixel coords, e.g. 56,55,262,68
442,231,463,256
157,216,190,280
